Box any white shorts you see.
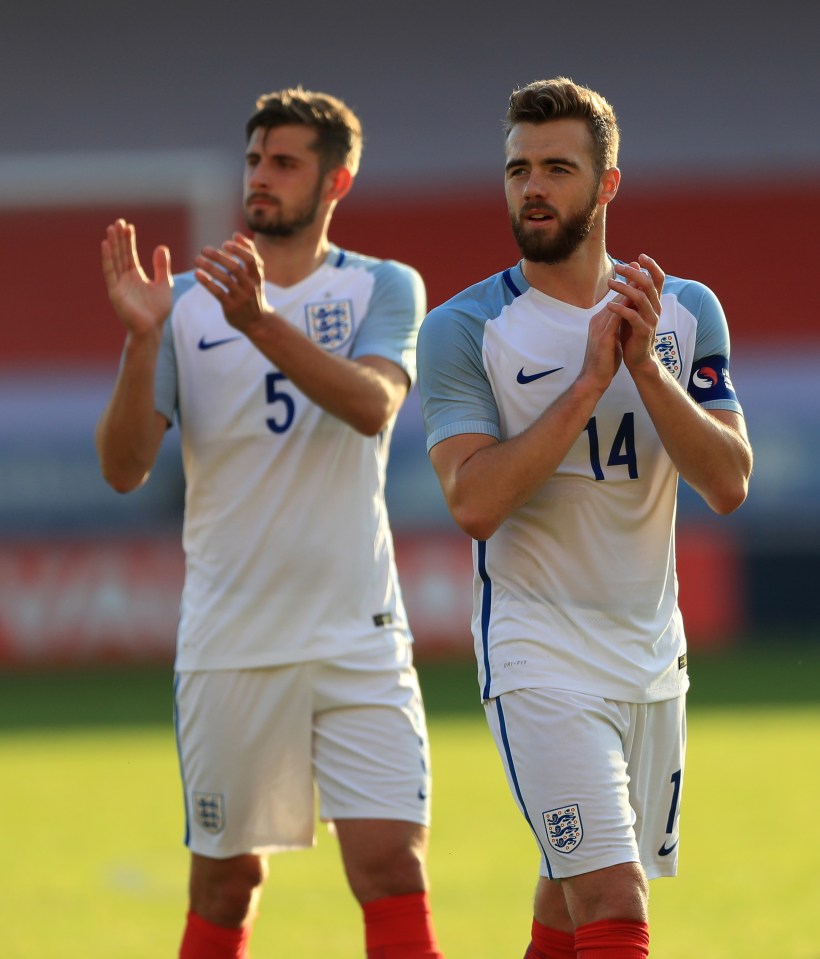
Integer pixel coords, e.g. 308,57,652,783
485,687,686,880
174,643,431,858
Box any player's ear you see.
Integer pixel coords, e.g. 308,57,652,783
597,166,620,206
324,166,354,203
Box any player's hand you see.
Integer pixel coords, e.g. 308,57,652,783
606,254,665,374
580,289,628,394
101,219,173,334
194,233,273,334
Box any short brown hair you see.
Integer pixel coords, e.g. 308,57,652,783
505,77,620,182
246,86,363,176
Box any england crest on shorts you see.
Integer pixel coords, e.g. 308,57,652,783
305,299,354,351
654,331,682,379
543,804,583,854
193,791,225,834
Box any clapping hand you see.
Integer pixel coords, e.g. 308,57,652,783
101,219,173,335
194,233,272,335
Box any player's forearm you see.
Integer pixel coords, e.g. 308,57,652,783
242,311,405,435
631,360,752,514
665,409,751,514
438,378,603,540
95,332,167,493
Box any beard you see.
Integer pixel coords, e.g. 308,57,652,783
510,189,599,263
244,179,324,237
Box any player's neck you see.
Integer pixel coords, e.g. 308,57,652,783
522,240,614,309
253,221,332,288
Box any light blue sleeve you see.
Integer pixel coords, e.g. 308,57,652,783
417,278,505,453
670,277,743,414
350,258,427,384
672,279,732,362
154,271,199,425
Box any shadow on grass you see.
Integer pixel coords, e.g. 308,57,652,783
1,638,817,732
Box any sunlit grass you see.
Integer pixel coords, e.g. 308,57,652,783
1,651,818,958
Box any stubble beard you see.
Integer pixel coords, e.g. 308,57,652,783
244,180,324,238
510,189,600,264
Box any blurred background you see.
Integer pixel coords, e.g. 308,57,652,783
2,0,818,667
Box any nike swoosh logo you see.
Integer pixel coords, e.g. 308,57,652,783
517,366,564,384
198,335,242,351
658,839,679,856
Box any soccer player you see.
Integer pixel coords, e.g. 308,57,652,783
95,87,445,959
416,77,752,959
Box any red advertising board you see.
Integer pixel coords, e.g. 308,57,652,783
0,528,740,666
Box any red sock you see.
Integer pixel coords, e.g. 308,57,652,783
179,910,252,959
524,917,576,958
363,891,444,958
574,919,649,958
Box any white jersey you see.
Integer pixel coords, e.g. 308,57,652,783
417,260,742,704
155,245,426,671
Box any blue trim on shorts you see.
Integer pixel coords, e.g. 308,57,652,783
477,540,493,701
495,696,554,879
172,673,191,848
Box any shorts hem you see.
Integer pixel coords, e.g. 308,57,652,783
541,852,640,880
322,806,430,827
488,682,687,699
186,838,316,858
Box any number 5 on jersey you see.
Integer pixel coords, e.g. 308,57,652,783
265,372,295,434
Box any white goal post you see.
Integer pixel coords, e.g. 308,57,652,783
0,149,238,253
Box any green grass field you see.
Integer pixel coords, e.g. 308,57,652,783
1,642,819,958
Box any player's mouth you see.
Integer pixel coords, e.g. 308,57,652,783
521,203,557,225
246,193,279,208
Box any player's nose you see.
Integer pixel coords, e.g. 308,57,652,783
523,171,548,199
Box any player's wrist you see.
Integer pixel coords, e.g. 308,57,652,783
569,372,608,407
123,324,164,356
626,352,664,383
234,305,280,344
